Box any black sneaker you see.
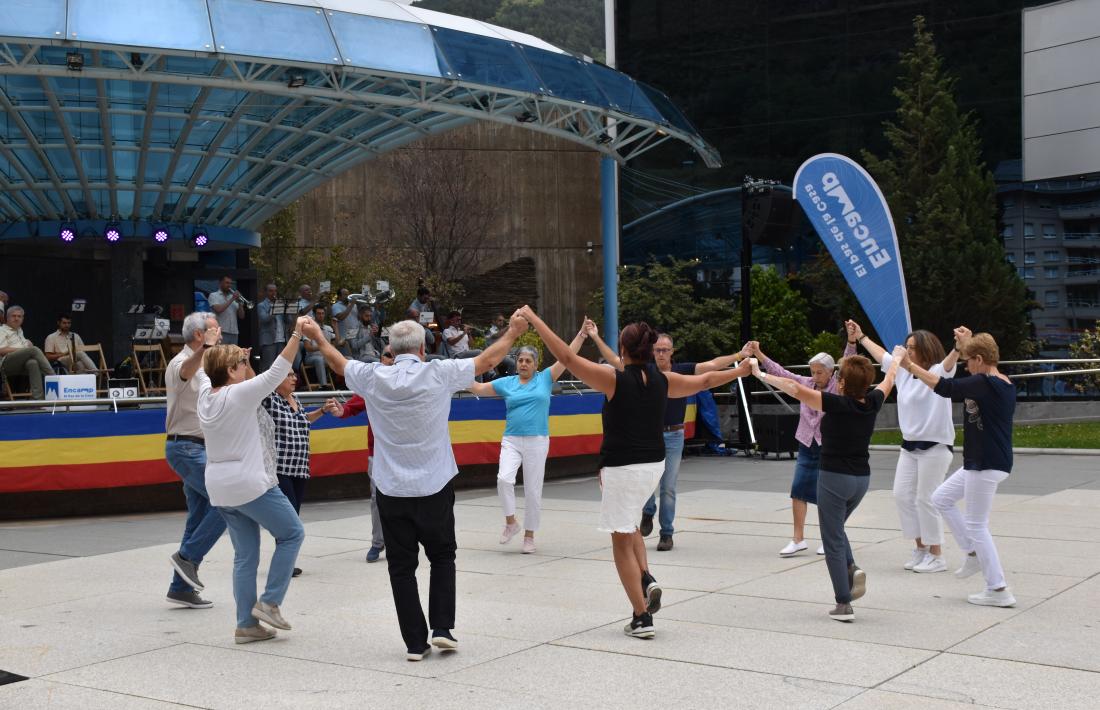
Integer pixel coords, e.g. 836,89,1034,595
641,571,662,615
431,629,458,651
166,590,213,609
624,612,655,639
170,552,204,591
292,567,302,578
639,514,654,537
406,646,432,662
656,536,674,551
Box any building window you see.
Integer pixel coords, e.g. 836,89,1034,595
1044,250,1060,261
1038,199,1053,210
1045,290,1059,306
1002,197,1016,209
1023,267,1036,279
1042,224,1057,239
1024,252,1036,264
1024,223,1035,239
1006,253,1016,264
1002,224,1015,239
1045,266,1059,279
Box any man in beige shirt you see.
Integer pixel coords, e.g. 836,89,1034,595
164,312,226,609
43,313,97,374
0,306,54,399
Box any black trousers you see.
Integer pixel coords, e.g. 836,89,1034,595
817,470,869,603
277,474,308,515
376,482,457,651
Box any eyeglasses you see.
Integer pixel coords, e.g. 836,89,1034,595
653,348,673,354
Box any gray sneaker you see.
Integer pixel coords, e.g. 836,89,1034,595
252,601,291,630
235,625,277,644
170,552,204,591
166,590,213,609
830,603,855,622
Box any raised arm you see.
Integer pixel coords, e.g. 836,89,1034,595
549,324,588,380
584,318,623,370
694,350,745,375
301,318,349,376
875,346,904,398
224,335,301,407
750,358,824,410
465,381,497,397
472,312,527,376
666,360,752,398
846,319,886,364
940,325,970,375
521,306,616,397
751,341,813,386
181,326,221,381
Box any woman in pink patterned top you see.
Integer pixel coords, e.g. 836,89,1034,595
746,339,857,557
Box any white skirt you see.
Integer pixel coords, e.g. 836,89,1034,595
598,460,666,534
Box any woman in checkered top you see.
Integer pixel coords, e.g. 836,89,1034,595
262,370,335,576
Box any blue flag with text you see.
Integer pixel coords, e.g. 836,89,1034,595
793,153,911,349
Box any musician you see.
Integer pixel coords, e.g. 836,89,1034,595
43,313,97,374
296,284,318,317
442,311,481,360
302,305,336,388
0,290,8,320
207,276,245,345
0,306,53,400
331,289,360,357
258,284,288,372
408,286,433,315
349,308,383,363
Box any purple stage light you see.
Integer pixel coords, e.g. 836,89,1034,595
59,226,76,242
104,224,122,242
153,227,170,243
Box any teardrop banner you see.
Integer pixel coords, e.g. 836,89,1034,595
793,153,912,349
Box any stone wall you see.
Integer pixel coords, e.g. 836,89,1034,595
293,120,604,337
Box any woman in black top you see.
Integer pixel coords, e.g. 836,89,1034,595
900,331,1017,608
753,350,902,622
518,306,751,639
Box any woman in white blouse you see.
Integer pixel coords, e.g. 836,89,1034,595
195,317,309,644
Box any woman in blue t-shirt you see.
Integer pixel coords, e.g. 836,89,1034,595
900,331,1017,608
466,326,587,554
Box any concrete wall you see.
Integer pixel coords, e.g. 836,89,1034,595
293,121,604,336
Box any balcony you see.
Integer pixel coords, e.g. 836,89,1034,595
1065,301,1100,319
1059,201,1100,220
1064,268,1100,283
1062,232,1100,247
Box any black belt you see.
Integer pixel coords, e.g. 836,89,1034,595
167,434,205,445
663,424,685,432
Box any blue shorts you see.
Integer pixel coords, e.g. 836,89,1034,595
791,442,821,504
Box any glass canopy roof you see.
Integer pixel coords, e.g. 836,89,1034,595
0,0,720,232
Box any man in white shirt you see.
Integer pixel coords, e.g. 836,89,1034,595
0,290,8,320
0,306,54,399
164,312,225,609
301,305,336,387
43,312,97,374
206,276,245,345
331,289,360,356
300,310,528,661
442,311,482,360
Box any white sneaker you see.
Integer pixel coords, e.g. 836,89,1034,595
499,522,521,545
779,540,808,557
912,554,947,574
955,554,982,579
521,537,536,554
816,544,825,555
904,547,929,570
968,588,1016,607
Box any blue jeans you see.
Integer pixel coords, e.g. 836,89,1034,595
218,486,305,629
642,430,685,537
166,440,227,594
791,442,821,504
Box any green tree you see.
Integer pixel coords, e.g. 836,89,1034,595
858,16,1033,357
1069,320,1100,394
742,265,813,366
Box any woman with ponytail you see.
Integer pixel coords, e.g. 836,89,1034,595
516,306,752,640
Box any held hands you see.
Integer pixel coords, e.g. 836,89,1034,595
515,305,537,326
845,319,864,343
297,316,321,340
203,325,221,347
748,357,765,380
583,317,599,338
953,326,972,350
890,345,907,369
508,307,530,334
322,398,340,417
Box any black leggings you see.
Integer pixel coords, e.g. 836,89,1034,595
277,475,308,515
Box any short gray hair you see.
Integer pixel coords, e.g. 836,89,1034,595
6,305,24,317
808,352,836,371
516,345,540,365
182,311,214,341
388,319,425,356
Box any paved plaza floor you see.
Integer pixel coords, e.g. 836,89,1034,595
1,450,1099,708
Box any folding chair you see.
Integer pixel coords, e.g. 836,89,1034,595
132,343,168,396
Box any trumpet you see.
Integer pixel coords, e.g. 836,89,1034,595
348,288,396,308
233,290,255,310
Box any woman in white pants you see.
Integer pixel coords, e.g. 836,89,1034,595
900,331,1017,608
847,320,961,573
467,325,586,553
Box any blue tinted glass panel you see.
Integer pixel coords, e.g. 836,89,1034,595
209,0,340,65
114,149,137,181
150,117,185,148
172,154,202,185
144,152,170,184
155,85,201,113
219,124,259,153
519,46,608,107
117,189,135,217
48,150,77,181
199,157,229,187
69,0,213,52
110,114,144,146
430,28,538,92
202,89,247,117
186,119,223,149
0,0,65,41
79,149,106,182
638,83,697,135
12,149,47,181
4,75,49,106
140,190,159,212
329,13,448,78
66,111,102,143
106,80,149,110
585,63,662,122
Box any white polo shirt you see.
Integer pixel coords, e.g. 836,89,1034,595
343,355,475,497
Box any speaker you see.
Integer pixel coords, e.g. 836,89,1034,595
754,412,800,459
744,189,795,247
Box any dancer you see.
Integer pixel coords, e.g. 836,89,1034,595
302,313,527,661
325,347,397,563
518,305,751,639
847,320,960,573
465,324,588,554
195,320,309,643
164,312,225,609
752,349,902,622
746,339,856,557
262,370,334,577
899,330,1017,607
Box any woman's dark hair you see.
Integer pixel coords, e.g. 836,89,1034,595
838,354,876,397
619,322,659,362
906,330,946,369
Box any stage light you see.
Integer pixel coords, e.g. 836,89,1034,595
516,111,537,123
190,229,209,248
66,52,84,71
152,225,170,243
287,72,306,88
104,222,122,243
59,223,76,242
